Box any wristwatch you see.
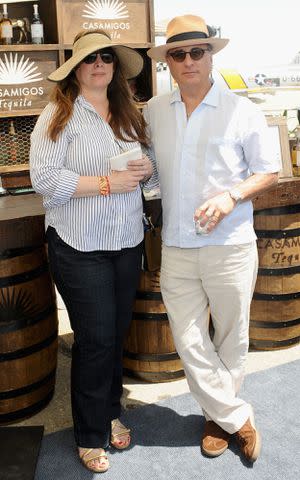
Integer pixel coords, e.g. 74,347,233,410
228,187,243,204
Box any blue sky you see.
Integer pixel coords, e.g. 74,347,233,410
154,0,299,69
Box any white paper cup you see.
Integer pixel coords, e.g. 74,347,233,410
110,146,142,171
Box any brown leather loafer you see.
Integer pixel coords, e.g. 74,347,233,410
201,421,231,457
235,417,261,462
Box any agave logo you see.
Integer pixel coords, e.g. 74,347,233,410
0,287,40,331
0,53,43,85
83,0,129,20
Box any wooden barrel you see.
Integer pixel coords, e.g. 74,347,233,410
250,204,300,350
123,270,185,382
0,243,58,423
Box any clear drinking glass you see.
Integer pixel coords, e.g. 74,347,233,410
194,216,210,235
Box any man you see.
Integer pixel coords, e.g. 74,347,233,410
144,15,279,462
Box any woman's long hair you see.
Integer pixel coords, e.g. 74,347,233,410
47,29,149,146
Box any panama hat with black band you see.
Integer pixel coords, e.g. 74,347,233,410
48,31,144,82
147,14,229,62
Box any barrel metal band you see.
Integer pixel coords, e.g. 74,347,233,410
254,204,300,216
123,368,185,381
0,390,54,423
0,331,57,362
250,336,300,349
253,291,300,301
0,369,56,400
132,312,169,321
0,245,41,260
250,317,300,329
123,350,179,362
255,227,300,239
258,265,300,276
135,290,162,301
0,262,49,288
0,305,57,334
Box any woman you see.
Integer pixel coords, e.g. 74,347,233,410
30,29,157,473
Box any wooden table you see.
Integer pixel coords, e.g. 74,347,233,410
0,193,45,252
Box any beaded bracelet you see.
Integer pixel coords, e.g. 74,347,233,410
98,176,110,196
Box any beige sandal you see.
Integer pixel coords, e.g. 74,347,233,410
79,447,109,473
111,418,131,450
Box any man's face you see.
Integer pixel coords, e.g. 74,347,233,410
165,43,213,89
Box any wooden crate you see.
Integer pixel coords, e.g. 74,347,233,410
59,0,152,45
0,50,59,116
3,0,59,44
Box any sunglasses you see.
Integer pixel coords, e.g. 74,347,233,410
83,49,115,65
167,47,210,63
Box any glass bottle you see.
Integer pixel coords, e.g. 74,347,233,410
294,126,300,177
31,3,44,44
9,120,17,164
0,3,13,45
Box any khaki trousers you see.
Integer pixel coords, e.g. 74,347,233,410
160,242,258,434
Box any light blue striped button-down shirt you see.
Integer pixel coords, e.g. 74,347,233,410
30,95,158,251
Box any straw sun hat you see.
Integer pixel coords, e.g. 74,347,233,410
48,32,144,82
147,15,229,62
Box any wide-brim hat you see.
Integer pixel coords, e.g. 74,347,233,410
148,15,229,62
48,32,144,82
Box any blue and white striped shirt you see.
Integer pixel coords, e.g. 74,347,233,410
30,95,158,251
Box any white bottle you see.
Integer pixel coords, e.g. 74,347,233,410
0,3,13,45
295,127,300,168
31,3,44,44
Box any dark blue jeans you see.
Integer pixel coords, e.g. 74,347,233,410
47,227,142,448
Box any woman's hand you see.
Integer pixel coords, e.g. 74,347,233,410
127,155,153,182
109,169,145,193
109,155,153,194
194,192,236,233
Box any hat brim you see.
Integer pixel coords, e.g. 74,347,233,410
48,42,144,82
147,38,229,62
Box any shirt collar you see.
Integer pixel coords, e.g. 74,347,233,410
170,88,182,104
76,94,92,109
170,81,220,107
203,82,219,107
76,94,83,104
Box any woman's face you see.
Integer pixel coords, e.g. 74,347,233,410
75,48,115,93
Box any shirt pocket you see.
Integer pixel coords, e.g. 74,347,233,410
207,136,244,176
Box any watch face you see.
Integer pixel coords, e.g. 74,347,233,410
230,189,242,202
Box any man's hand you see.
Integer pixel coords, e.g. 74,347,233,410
194,191,236,233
